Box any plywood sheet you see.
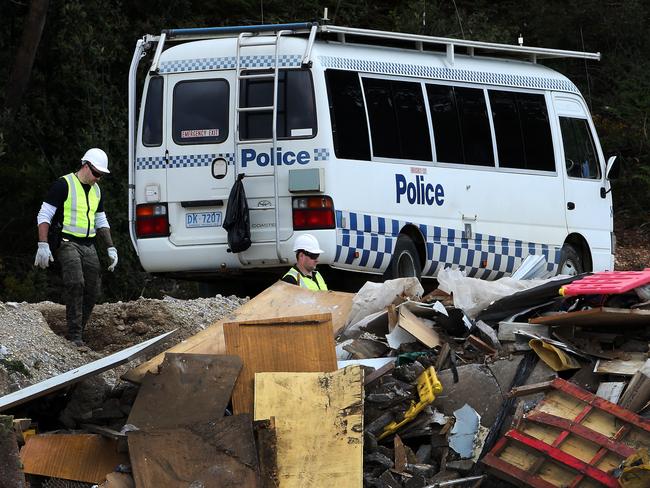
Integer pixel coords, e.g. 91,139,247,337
127,353,241,430
129,415,258,488
254,366,364,488
529,307,650,327
397,305,440,348
225,314,337,414
20,434,128,483
594,353,648,376
123,282,353,383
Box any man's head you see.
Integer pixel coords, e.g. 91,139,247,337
79,148,109,183
293,234,324,274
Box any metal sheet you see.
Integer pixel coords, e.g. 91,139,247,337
0,330,176,411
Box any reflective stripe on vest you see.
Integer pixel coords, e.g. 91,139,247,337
283,268,328,291
62,173,101,238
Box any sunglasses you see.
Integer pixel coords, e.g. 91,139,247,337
302,251,320,260
87,164,105,178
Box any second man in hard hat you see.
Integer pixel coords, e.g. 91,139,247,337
34,148,118,347
282,234,328,291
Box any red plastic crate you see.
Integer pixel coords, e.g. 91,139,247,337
559,268,650,296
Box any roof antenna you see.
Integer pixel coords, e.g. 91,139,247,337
580,26,593,112
518,33,524,46
322,7,330,23
260,0,264,24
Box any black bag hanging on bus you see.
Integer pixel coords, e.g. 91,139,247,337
223,173,251,253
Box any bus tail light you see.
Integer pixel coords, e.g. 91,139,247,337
292,196,335,230
136,203,170,238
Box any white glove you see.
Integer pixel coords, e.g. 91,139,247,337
34,242,54,269
107,247,118,272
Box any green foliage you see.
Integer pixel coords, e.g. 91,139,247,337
1,0,649,302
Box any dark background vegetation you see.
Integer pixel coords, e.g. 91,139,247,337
1,0,648,303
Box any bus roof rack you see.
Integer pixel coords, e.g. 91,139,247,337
146,21,600,66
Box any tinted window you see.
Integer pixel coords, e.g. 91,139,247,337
560,117,601,179
172,79,228,145
142,76,163,146
363,78,432,161
239,69,316,140
427,84,493,166
489,90,555,171
325,70,370,161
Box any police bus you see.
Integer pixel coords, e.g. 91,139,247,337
127,21,617,285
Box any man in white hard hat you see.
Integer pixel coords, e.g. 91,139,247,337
282,234,328,290
34,148,118,347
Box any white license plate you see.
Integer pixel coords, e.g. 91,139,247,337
185,211,222,228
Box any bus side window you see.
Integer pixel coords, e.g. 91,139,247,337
560,117,601,179
239,69,316,140
426,84,493,166
143,76,164,147
325,70,370,161
362,78,432,162
489,90,555,171
172,79,229,145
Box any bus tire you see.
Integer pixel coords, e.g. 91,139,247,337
386,235,422,280
558,244,584,276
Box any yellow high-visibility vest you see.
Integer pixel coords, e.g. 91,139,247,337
62,173,101,238
283,267,328,291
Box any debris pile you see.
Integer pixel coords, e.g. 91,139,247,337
1,268,650,487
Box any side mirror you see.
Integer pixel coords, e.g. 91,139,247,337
605,155,620,180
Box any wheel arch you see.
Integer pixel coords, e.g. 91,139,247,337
399,224,427,273
564,233,593,272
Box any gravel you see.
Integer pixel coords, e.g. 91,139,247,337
0,294,248,398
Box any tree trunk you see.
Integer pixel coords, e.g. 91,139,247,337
4,0,50,112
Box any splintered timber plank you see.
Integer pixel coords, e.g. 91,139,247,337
254,418,279,488
123,281,353,383
127,353,241,430
225,313,337,415
128,414,258,488
254,366,364,488
529,307,650,327
20,434,129,484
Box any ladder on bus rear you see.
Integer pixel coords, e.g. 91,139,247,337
233,29,288,265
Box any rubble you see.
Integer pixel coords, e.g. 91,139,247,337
1,268,650,487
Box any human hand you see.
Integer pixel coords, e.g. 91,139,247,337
107,247,118,272
34,242,54,269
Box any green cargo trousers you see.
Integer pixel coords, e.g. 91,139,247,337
56,240,100,342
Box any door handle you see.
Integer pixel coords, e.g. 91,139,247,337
567,202,575,210
164,149,170,165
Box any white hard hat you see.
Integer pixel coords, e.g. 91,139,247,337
293,234,324,254
81,148,110,174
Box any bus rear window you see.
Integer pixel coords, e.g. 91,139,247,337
239,69,316,140
142,76,163,147
325,70,370,161
427,84,494,167
172,79,228,145
489,90,555,171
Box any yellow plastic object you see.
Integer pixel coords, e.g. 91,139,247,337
528,338,581,371
378,366,443,441
618,448,650,488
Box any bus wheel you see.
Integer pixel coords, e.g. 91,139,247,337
386,235,422,280
558,244,584,276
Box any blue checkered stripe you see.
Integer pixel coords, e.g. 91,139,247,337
319,56,579,94
136,153,234,170
159,54,302,73
314,148,330,161
334,210,562,279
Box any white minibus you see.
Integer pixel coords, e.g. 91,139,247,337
128,22,617,284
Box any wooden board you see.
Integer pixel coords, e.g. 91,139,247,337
20,434,128,483
224,313,337,415
594,353,648,376
127,353,241,430
397,305,441,348
128,415,258,488
123,282,353,383
254,366,364,488
483,378,650,488
529,307,650,327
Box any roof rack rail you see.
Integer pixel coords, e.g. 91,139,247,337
145,22,600,65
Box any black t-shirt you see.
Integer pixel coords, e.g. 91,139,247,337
44,176,104,242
